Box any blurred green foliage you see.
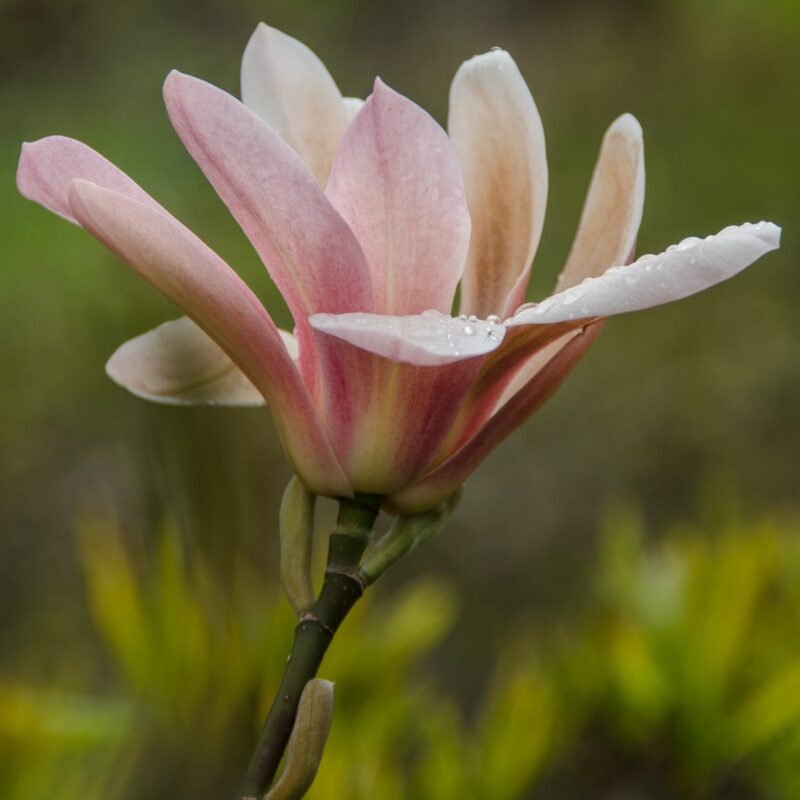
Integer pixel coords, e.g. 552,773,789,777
4,506,800,799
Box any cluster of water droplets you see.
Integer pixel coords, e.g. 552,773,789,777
417,309,505,356
509,221,774,325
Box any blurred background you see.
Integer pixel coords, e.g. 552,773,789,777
1,0,798,797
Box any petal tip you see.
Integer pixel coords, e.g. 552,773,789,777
461,47,514,72
244,20,290,56
609,112,643,140
755,220,781,249
372,75,392,97
163,69,194,100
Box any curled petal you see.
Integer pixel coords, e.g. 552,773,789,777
241,23,349,186
326,79,470,316
309,310,505,367
449,49,547,319
106,317,266,406
556,113,645,291
163,71,372,330
389,323,603,514
510,222,781,325
16,136,160,224
69,179,351,498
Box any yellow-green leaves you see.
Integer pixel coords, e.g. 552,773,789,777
279,477,316,616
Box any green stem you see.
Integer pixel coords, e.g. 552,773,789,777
239,494,381,799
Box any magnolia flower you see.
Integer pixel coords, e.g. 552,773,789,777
17,24,780,514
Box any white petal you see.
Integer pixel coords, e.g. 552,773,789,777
240,23,349,186
309,310,506,367
508,222,781,326
449,48,547,319
556,113,645,291
279,328,300,360
342,97,364,122
106,317,269,406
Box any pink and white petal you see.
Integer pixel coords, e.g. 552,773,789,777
311,316,502,494
427,321,577,459
555,113,645,292
163,71,373,331
449,49,547,320
495,332,577,408
240,23,349,187
16,136,160,224
510,222,781,325
342,97,364,122
309,310,505,367
107,317,265,406
388,323,604,514
69,179,351,498
501,110,644,408
326,79,471,316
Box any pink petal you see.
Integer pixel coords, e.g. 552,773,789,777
499,117,643,406
555,114,645,292
309,310,505,367
317,347,489,496
16,136,160,224
107,317,266,406
388,323,603,513
429,322,578,458
69,179,351,498
240,23,349,187
449,49,547,319
310,311,504,494
510,222,781,325
163,72,373,354
326,79,471,316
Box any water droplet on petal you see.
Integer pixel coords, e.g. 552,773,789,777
561,287,586,306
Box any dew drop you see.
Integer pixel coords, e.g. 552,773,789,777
677,236,701,251
464,324,476,335
561,288,585,306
